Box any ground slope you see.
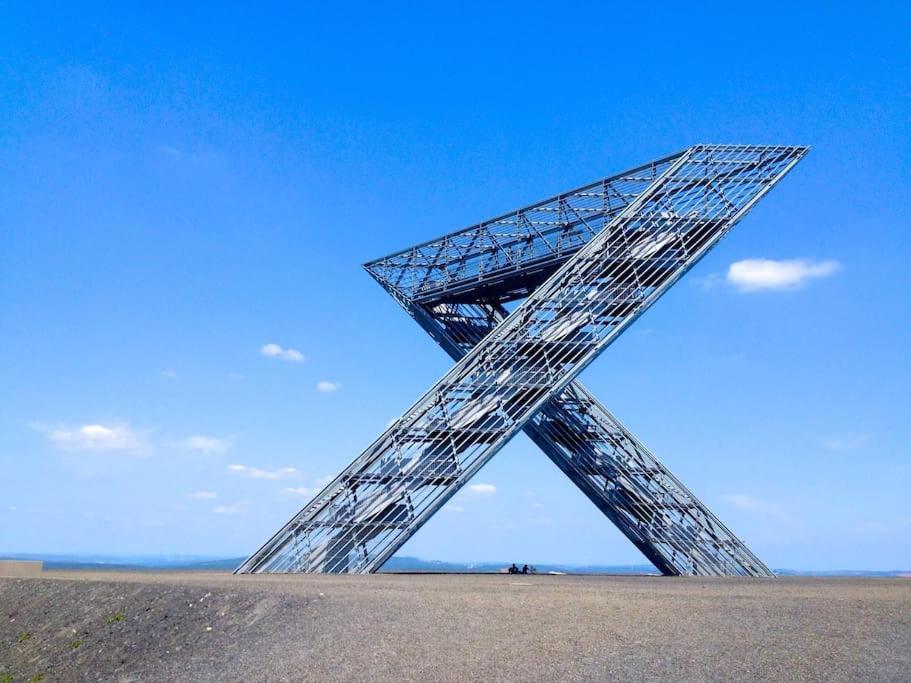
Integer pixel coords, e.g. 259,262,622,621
2,572,909,682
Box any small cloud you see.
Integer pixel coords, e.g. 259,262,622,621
317,380,341,393
444,504,464,513
531,502,545,511
691,273,724,291
160,369,178,379
722,493,789,522
283,475,333,499
155,145,224,169
187,491,217,500
183,435,232,455
723,493,768,512
228,463,297,480
213,502,247,515
157,145,182,158
726,259,840,292
521,490,535,498
35,422,147,453
822,434,870,452
261,343,304,362
850,520,890,535
283,487,320,497
467,483,496,496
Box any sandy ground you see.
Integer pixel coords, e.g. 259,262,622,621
1,571,909,682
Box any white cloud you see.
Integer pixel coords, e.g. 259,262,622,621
850,520,891,535
37,423,147,453
213,502,247,515
187,491,217,500
822,434,870,452
183,435,232,455
261,343,304,362
726,259,840,292
722,493,789,521
691,273,724,291
444,504,464,513
531,502,545,511
317,380,341,393
283,487,320,497
467,483,496,495
228,463,297,480
158,145,182,158
156,145,224,169
160,369,178,379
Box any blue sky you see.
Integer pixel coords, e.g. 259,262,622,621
1,2,908,570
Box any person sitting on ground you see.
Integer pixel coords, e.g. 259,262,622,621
522,564,529,574
509,563,519,574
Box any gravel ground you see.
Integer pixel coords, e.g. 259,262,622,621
1,572,909,682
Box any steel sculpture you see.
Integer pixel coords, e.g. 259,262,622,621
237,144,808,576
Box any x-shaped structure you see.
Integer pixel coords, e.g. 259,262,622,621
237,144,808,576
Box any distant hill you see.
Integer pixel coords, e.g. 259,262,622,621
0,553,245,572
2,553,908,577
380,556,659,574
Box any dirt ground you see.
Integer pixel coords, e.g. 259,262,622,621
1,571,909,682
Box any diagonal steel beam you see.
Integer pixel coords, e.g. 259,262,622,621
402,300,772,576
236,144,808,575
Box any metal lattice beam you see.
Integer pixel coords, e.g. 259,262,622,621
237,144,808,576
405,301,771,576
365,153,678,306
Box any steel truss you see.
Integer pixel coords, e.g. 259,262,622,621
237,144,808,576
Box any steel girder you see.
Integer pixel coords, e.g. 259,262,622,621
236,144,808,576
403,301,772,576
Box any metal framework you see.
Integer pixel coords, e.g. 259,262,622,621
237,144,808,576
